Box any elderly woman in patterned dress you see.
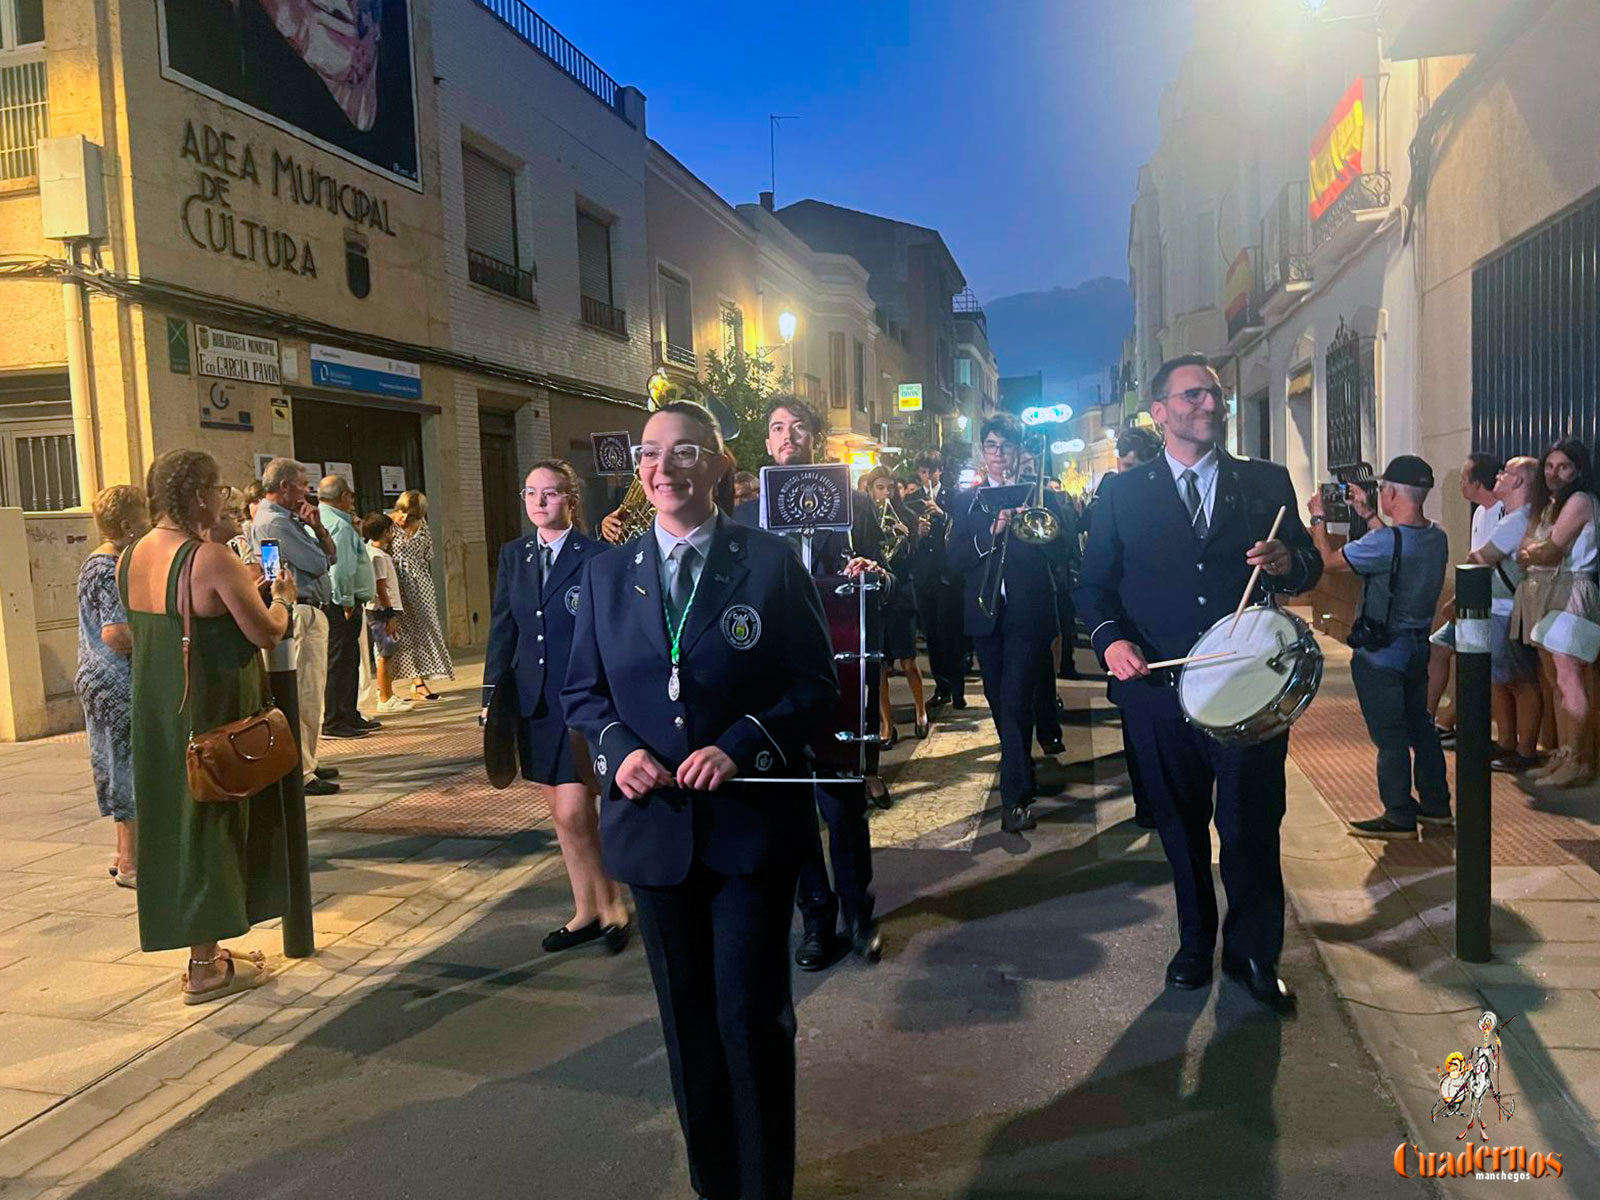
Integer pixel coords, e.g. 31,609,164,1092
388,490,456,700
76,484,150,886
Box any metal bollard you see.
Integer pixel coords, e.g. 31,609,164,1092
267,629,316,959
1453,563,1493,963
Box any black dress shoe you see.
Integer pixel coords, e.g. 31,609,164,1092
321,723,370,740
353,716,382,731
1222,957,1297,1012
1000,803,1036,833
1038,736,1065,755
313,766,340,780
795,930,843,972
304,777,341,796
929,691,952,710
1165,949,1213,990
542,920,602,953
1133,811,1157,830
849,922,883,963
866,778,893,810
914,717,930,739
601,922,631,954
952,695,968,710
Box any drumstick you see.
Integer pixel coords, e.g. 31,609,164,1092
1104,650,1237,676
1230,504,1287,637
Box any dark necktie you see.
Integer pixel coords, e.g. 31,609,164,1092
669,542,698,626
1182,469,1209,540
540,545,552,591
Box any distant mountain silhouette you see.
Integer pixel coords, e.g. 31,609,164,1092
984,276,1132,397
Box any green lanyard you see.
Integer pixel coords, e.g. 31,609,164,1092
663,553,703,701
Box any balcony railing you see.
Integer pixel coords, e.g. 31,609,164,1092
0,53,48,182
581,294,627,337
472,0,629,123
656,339,696,369
1311,171,1393,251
1261,180,1313,305
468,248,536,302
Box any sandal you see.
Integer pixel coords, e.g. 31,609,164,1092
182,955,268,1005
413,683,441,701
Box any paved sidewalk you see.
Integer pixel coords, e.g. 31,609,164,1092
1273,640,1600,1191
0,656,562,1163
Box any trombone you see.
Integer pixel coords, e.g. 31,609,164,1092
976,433,1062,619
876,495,910,561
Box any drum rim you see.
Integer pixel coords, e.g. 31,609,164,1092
1179,606,1324,744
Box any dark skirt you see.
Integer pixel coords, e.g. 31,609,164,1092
517,703,583,786
884,577,919,662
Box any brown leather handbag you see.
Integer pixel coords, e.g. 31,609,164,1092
179,548,298,802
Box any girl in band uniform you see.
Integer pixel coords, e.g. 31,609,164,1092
484,461,629,953
863,467,930,742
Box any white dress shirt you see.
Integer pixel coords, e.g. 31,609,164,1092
536,525,573,570
1166,448,1219,525
653,512,718,601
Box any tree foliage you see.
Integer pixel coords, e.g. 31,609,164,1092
699,318,793,474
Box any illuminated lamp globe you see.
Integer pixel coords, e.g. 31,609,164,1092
778,310,798,344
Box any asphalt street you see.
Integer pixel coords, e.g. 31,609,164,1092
70,705,1434,1200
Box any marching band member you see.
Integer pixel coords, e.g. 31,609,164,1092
863,466,930,742
1075,354,1320,1011
562,400,837,1200
482,462,629,953
949,414,1077,833
908,451,966,709
732,396,891,970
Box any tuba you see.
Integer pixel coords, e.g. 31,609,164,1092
610,477,657,543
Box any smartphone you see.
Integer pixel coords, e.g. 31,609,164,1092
260,539,281,583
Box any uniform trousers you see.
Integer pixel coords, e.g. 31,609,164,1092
795,781,874,936
322,603,362,728
916,578,966,701
1122,705,1288,965
974,630,1052,807
633,861,800,1200
1033,650,1062,745
292,603,329,782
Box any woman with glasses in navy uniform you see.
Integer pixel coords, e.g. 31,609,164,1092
563,400,837,1200
483,460,629,954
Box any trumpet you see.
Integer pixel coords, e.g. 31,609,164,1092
977,434,1062,619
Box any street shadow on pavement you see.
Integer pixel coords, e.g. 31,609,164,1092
1304,854,1600,1169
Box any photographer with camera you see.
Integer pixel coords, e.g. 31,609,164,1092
1307,456,1452,839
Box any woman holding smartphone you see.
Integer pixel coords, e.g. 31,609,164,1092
484,461,628,952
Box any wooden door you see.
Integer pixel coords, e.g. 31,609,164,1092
480,409,521,593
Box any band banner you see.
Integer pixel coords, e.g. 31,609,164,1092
759,463,854,533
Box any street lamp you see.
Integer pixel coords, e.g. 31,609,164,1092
956,414,969,432
778,309,797,379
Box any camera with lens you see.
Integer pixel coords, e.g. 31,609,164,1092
1318,465,1377,528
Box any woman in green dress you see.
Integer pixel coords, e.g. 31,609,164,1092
121,449,299,1004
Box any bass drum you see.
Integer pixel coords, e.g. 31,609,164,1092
1178,605,1322,747
810,574,882,779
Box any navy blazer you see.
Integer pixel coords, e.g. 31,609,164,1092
947,484,1077,639
560,515,839,887
1073,451,1322,714
482,529,604,717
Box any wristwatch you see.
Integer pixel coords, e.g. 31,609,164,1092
1310,515,1325,527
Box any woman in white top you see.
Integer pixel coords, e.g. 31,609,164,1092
1511,439,1600,787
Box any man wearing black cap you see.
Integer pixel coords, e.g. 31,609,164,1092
1307,454,1452,839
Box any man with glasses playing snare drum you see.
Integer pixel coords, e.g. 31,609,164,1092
1076,354,1320,1012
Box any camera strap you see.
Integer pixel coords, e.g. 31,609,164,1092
1358,526,1403,627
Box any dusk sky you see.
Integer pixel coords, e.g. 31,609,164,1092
535,0,1196,302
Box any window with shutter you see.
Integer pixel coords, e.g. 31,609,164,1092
577,212,613,304
463,148,516,266
854,339,866,414
829,332,847,410
660,271,693,364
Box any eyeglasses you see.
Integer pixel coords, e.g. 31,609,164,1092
519,488,569,503
982,440,1018,454
632,443,713,469
1157,385,1224,406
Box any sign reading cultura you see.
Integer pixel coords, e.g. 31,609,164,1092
1309,78,1365,225
179,120,399,279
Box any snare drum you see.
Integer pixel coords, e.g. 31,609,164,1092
811,574,882,779
1177,605,1323,747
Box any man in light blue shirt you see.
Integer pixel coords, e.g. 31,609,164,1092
1308,455,1451,838
319,475,376,737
